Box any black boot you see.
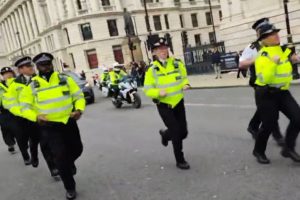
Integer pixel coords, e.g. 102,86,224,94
159,129,168,147
253,151,270,164
281,148,300,162
176,161,190,170
31,159,39,168
66,190,77,200
8,145,15,153
50,168,60,177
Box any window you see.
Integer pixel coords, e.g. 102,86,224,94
101,0,110,6
194,34,201,46
113,45,124,64
164,14,169,30
179,14,184,28
206,12,212,25
219,10,222,21
80,23,93,40
191,13,198,27
76,0,87,10
86,49,98,69
64,28,70,44
107,19,119,36
209,32,215,44
153,15,162,31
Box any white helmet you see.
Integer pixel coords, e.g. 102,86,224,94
113,62,122,72
103,67,108,73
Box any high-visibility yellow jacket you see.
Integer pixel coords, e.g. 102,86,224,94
109,70,127,86
143,57,189,108
19,72,86,124
0,82,8,108
2,75,32,117
101,72,109,83
255,46,293,90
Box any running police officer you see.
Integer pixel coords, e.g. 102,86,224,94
252,23,300,164
3,56,57,173
239,18,284,146
0,67,17,153
19,53,85,200
144,37,191,170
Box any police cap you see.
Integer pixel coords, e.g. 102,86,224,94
257,23,280,41
252,18,270,31
14,56,32,68
151,37,169,50
33,52,54,65
0,67,14,75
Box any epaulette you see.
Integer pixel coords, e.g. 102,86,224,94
261,51,268,57
14,75,27,84
32,80,40,88
58,73,68,85
174,58,182,62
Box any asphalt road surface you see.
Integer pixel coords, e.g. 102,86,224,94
1,86,300,200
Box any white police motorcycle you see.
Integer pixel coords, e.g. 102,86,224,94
112,76,141,109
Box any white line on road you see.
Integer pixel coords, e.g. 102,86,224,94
185,103,255,109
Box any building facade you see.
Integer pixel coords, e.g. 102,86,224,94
0,0,222,74
219,0,300,52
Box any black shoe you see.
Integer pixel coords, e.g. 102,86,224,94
253,151,270,164
247,126,258,140
31,159,39,168
281,148,300,162
274,138,285,147
71,165,77,176
66,190,77,200
24,158,31,166
50,168,59,177
159,129,168,147
8,145,15,153
176,161,190,170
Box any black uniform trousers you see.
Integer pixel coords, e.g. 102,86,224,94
254,88,300,154
248,88,283,140
0,122,16,147
0,111,29,160
157,99,188,163
39,118,83,190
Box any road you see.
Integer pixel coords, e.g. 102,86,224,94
1,86,300,200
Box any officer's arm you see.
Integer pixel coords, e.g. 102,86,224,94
2,83,22,117
239,46,257,70
19,85,38,122
67,77,86,112
255,55,277,84
178,60,190,87
143,67,160,99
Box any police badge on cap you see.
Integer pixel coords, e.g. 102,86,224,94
151,37,169,50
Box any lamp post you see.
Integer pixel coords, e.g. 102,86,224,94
143,0,152,35
16,31,24,56
208,0,217,44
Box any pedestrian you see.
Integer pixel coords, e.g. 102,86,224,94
138,61,146,87
239,18,284,146
0,67,17,154
80,70,86,80
2,56,57,175
144,37,191,170
211,46,222,79
19,52,85,199
252,22,300,164
236,51,247,78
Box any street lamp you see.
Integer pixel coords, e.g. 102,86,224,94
208,0,217,44
16,31,24,56
143,0,152,35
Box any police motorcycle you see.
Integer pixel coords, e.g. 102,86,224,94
111,76,141,109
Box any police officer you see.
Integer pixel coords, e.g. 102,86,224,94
0,67,16,153
19,53,85,200
239,18,284,146
144,37,191,170
3,56,57,173
0,67,33,165
252,23,300,164
109,62,127,99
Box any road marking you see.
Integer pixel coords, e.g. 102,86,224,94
185,103,255,109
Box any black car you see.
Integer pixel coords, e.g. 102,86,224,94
64,71,95,104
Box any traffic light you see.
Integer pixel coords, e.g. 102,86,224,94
181,31,188,48
164,33,174,54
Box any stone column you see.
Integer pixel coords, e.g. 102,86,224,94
22,3,34,41
46,0,58,24
55,0,66,20
90,0,100,12
114,0,122,11
13,11,26,45
10,14,21,48
3,20,13,51
17,7,30,44
0,23,10,52
27,0,39,36
6,18,16,49
66,0,76,18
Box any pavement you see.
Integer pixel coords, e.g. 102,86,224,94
2,86,300,200
188,71,300,89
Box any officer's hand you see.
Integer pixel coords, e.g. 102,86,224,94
159,90,167,97
291,53,300,63
70,110,82,120
272,56,280,64
37,114,48,124
183,84,191,91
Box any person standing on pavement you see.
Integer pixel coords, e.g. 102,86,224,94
3,56,57,174
19,53,85,200
144,37,191,170
0,67,17,154
239,18,284,146
236,51,247,78
211,46,222,79
252,22,300,164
